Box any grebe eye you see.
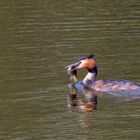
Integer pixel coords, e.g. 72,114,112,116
78,61,82,65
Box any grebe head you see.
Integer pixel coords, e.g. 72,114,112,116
71,54,96,72
67,54,98,87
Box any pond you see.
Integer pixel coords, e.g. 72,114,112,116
0,0,139,139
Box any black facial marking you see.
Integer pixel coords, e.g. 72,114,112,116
87,65,98,76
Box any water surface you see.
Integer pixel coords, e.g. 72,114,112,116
0,0,140,139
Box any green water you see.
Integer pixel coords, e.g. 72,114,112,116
0,0,140,139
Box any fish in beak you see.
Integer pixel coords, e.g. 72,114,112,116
66,62,81,82
66,62,81,74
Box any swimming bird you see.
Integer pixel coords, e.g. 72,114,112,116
67,54,140,93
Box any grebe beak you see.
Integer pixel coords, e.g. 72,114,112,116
66,62,81,73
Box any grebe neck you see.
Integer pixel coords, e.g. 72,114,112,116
83,66,97,86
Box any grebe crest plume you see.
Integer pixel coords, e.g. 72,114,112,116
77,54,94,61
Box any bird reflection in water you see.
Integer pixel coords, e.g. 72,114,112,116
67,83,97,112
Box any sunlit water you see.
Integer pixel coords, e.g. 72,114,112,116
0,0,140,139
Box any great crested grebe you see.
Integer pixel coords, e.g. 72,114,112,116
67,54,140,93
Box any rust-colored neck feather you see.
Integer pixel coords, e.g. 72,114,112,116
85,58,96,69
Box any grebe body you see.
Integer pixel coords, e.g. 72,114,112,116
67,54,140,94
